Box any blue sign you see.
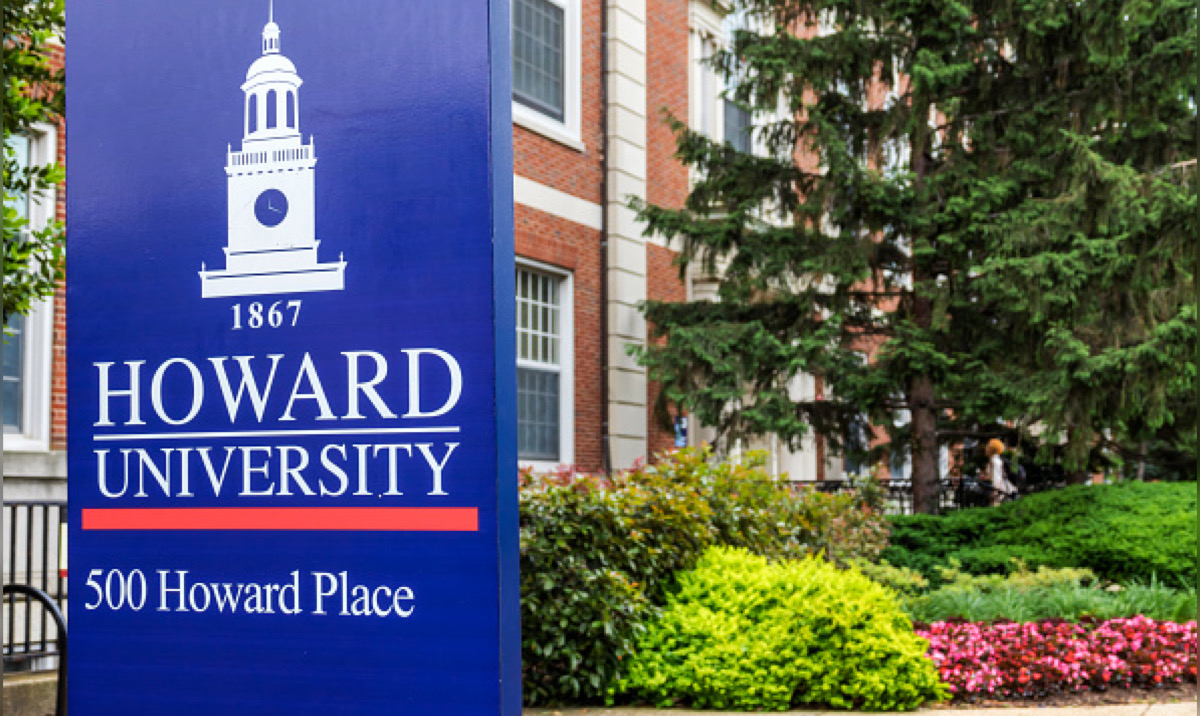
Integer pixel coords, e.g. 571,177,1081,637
674,415,689,448
66,2,518,713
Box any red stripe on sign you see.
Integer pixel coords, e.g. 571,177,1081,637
81,507,479,532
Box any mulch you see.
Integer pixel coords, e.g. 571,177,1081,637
932,683,1198,709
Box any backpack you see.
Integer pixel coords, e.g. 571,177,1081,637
1003,457,1027,492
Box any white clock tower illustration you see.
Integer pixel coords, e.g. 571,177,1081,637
200,4,346,298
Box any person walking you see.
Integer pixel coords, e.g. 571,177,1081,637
982,438,1018,505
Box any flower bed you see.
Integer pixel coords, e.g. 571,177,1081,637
917,616,1198,700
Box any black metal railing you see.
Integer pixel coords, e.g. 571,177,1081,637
4,500,67,672
3,584,67,715
803,478,998,514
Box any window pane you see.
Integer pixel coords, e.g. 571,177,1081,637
517,367,559,461
512,0,565,121
4,134,31,221
3,314,26,432
724,99,753,153
266,89,278,129
516,268,560,368
516,268,564,461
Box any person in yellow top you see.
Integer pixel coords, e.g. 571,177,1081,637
981,438,1018,505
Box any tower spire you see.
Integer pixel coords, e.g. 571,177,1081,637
262,1,280,54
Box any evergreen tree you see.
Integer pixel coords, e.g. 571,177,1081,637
4,0,65,325
634,0,1196,511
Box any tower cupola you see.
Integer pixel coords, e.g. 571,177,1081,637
262,1,281,54
241,1,303,142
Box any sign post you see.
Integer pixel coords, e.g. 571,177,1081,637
67,2,518,712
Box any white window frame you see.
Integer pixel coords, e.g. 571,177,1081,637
689,3,726,141
512,0,583,151
516,259,575,471
691,4,783,161
4,123,57,453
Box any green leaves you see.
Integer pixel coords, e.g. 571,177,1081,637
615,546,947,711
904,565,1198,624
4,0,65,325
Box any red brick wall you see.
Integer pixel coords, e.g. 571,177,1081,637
50,44,67,451
512,0,604,202
646,0,689,210
515,204,605,472
643,0,690,461
512,0,694,468
645,244,687,460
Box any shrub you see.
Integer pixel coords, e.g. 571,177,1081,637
903,562,1198,623
918,617,1198,700
520,475,662,705
519,448,890,705
850,558,930,597
615,547,947,712
882,482,1197,587
902,563,1195,618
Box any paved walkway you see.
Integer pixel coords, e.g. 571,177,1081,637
526,701,1197,716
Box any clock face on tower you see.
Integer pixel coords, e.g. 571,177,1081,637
254,188,289,227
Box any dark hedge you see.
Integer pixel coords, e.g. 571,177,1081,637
882,482,1197,588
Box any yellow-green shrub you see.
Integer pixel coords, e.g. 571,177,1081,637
615,547,946,711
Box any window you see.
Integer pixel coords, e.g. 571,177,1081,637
690,0,728,141
718,8,762,155
7,134,31,222
890,408,912,481
513,0,564,121
286,91,296,128
266,89,278,129
724,99,753,153
3,315,26,432
3,128,56,451
248,94,258,134
839,352,870,476
842,419,870,477
691,30,720,138
516,265,573,465
511,0,581,148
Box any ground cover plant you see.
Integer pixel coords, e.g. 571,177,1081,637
917,617,1198,700
519,449,888,705
858,560,1199,624
882,482,1197,587
615,547,946,711
908,570,1198,625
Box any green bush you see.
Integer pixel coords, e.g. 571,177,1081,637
615,547,947,712
850,558,930,597
900,561,1198,623
519,448,890,705
881,482,1197,587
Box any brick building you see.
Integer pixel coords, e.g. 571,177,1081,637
510,0,839,480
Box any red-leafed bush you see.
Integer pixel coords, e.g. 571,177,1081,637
917,616,1198,700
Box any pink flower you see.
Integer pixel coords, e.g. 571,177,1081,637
915,617,1197,702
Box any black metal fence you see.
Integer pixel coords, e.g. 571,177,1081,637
804,478,1007,515
3,500,68,672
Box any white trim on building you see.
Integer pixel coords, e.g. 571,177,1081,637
513,175,603,230
604,0,649,470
